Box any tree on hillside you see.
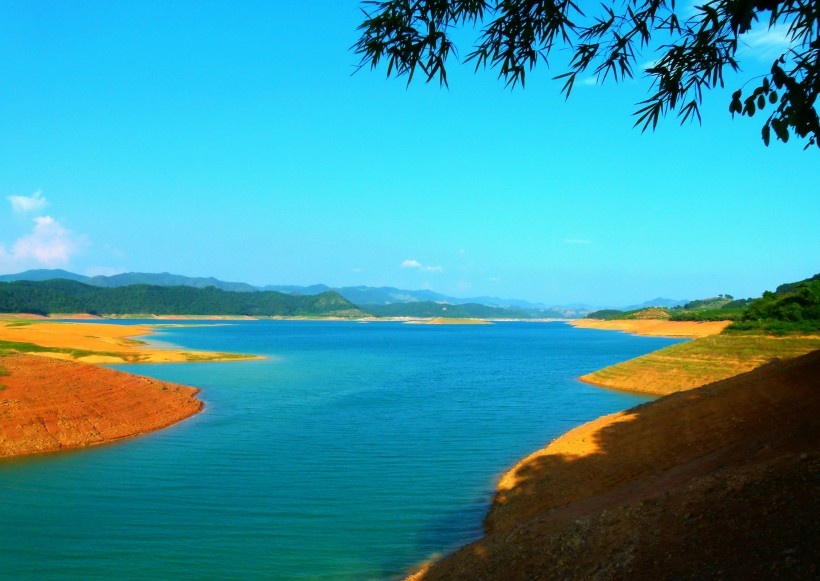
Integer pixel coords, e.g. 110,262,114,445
354,1,819,148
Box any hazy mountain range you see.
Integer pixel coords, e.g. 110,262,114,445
0,269,687,316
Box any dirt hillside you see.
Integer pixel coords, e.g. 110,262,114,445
0,353,202,458
408,349,820,580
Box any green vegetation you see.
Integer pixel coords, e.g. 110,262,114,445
726,276,820,335
0,280,368,318
667,296,749,321
682,296,732,310
0,339,141,361
774,274,820,296
363,301,533,319
585,309,624,320
588,275,820,335
0,365,8,391
669,308,745,322
589,307,672,321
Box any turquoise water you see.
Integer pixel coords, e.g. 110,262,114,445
0,321,681,580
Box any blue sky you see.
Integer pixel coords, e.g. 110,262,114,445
1,2,817,306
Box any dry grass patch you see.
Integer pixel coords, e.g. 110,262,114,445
580,334,820,395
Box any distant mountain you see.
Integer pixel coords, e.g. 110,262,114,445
265,284,561,311
622,297,688,311
362,301,537,319
0,269,89,283
263,284,332,295
0,269,679,318
0,279,366,317
87,272,259,293
0,270,557,312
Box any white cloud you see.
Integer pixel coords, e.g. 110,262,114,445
740,24,794,61
581,76,599,86
564,238,592,245
8,190,47,213
401,258,442,272
0,215,84,271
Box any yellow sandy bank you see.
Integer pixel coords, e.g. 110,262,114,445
570,318,732,337
0,321,262,364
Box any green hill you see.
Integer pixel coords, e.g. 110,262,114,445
586,307,672,320
727,274,820,335
589,274,820,334
0,280,366,318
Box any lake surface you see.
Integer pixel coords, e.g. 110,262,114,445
0,321,681,580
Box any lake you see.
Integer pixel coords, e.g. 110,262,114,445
0,321,681,580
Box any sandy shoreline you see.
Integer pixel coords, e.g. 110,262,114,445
0,320,262,364
406,320,820,578
569,318,732,337
0,320,260,458
408,350,820,579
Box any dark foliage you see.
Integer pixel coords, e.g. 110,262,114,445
774,273,820,295
586,309,625,319
355,0,820,148
670,308,745,321
726,276,820,334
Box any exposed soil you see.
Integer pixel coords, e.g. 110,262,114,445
0,321,261,363
407,350,820,580
570,319,732,337
0,353,202,458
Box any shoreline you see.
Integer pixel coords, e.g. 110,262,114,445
0,320,260,458
405,321,820,579
0,320,263,364
568,318,732,337
407,349,820,579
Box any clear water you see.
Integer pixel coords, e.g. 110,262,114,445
0,321,681,580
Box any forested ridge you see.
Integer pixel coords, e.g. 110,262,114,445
586,274,820,334
0,280,365,317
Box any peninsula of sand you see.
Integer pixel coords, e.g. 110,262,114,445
0,320,261,458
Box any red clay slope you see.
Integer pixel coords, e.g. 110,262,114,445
409,349,820,580
0,353,202,458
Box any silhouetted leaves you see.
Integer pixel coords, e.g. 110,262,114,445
354,0,820,148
